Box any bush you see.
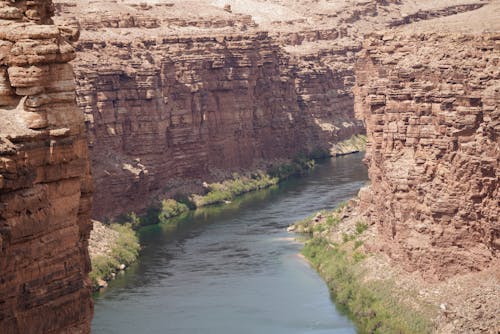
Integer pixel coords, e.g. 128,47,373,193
355,221,368,235
158,199,189,224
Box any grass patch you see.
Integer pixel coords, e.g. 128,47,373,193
89,223,140,289
355,221,368,235
302,237,433,334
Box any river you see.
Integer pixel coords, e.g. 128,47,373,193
92,153,368,334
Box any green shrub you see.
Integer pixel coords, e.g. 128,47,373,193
158,199,189,224
355,221,368,235
342,232,355,243
326,214,340,227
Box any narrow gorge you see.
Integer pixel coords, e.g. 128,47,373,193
0,0,498,333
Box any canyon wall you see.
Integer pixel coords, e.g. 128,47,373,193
54,0,377,219
355,31,499,280
52,0,495,223
0,0,93,332
73,32,340,218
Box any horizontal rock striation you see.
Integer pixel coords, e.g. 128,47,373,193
355,32,499,280
74,31,364,218
53,0,490,220
77,33,301,217
0,0,93,333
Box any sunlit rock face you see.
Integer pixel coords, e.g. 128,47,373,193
54,0,493,220
53,0,378,219
355,31,499,280
0,0,93,332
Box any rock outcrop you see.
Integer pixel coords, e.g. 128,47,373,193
355,18,499,279
0,0,93,333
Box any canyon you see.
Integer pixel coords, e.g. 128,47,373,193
52,0,499,223
0,0,498,333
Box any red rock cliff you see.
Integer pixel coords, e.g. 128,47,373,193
53,0,376,219
355,31,499,280
53,0,492,221
0,0,93,332
74,32,330,218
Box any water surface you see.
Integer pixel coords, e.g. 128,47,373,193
92,153,368,334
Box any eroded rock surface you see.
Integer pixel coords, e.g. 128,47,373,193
53,0,491,219
355,6,499,280
0,0,93,332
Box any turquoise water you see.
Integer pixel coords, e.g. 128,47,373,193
92,154,368,334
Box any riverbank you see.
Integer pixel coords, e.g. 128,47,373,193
291,196,500,333
133,134,367,228
89,221,140,290
90,137,366,291
92,152,369,333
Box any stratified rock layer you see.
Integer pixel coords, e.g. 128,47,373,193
55,0,492,220
0,0,93,332
355,32,499,280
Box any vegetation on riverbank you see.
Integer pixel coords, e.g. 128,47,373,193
191,171,279,207
294,205,434,334
158,199,190,224
115,153,319,229
112,137,368,230
89,223,140,290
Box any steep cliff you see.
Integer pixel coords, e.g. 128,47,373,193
0,0,93,332
294,5,499,331
73,32,325,218
52,0,379,219
355,30,499,280
53,0,489,220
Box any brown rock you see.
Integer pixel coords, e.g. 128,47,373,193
355,32,499,280
0,0,93,333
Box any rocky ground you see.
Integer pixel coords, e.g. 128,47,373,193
88,220,119,259
88,221,140,289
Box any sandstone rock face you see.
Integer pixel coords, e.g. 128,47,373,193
0,1,93,332
74,32,349,218
355,32,499,280
54,0,389,219
51,0,494,222
56,0,488,220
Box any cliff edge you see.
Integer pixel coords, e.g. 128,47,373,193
0,0,93,332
